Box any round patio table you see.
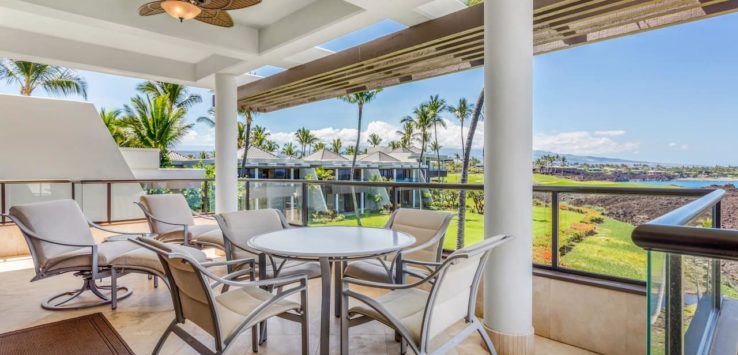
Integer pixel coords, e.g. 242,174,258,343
248,226,415,355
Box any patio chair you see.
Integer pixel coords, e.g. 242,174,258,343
214,209,321,284
136,194,223,248
3,199,204,310
343,209,454,284
340,234,512,355
136,237,309,355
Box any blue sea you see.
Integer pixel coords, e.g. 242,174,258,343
629,179,738,188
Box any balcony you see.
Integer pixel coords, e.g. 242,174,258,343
1,178,735,354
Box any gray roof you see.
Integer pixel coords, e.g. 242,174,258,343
360,151,400,162
238,146,280,160
303,149,348,161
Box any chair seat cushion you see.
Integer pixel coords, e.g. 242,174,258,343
191,228,224,248
343,259,394,283
216,286,300,339
349,288,429,343
156,224,219,243
271,261,322,279
44,240,140,271
111,244,207,274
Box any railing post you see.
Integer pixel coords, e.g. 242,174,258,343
106,182,112,224
245,180,251,210
551,191,560,269
202,180,209,213
301,182,309,226
665,254,683,354
713,202,722,310
391,186,398,211
1,183,5,225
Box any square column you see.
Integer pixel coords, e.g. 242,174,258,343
483,0,535,354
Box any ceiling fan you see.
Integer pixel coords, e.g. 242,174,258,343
139,0,261,28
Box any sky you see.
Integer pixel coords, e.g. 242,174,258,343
3,12,738,165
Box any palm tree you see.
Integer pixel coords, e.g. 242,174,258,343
99,108,130,146
136,81,201,112
396,121,415,148
330,138,343,154
282,142,299,158
262,140,279,153
457,89,484,250
401,104,433,181
367,133,382,147
0,59,88,99
426,95,447,181
250,125,270,149
313,142,326,151
339,89,382,226
197,108,256,178
121,95,193,167
345,145,356,155
295,127,318,157
447,98,473,158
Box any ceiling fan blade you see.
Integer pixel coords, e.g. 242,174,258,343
139,1,165,16
195,8,234,27
199,0,262,10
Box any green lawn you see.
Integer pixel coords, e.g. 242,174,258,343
310,200,647,280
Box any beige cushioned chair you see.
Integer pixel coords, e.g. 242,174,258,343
215,209,321,282
137,194,223,248
137,237,309,355
343,209,454,284
340,235,512,355
4,199,203,310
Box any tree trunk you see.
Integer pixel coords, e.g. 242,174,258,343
460,118,465,161
434,122,441,183
457,89,484,250
239,111,252,178
350,103,363,226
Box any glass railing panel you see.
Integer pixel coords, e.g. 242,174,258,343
77,183,108,222
557,193,695,281
648,250,667,355
139,181,210,213
307,182,393,228
682,255,716,354
4,182,73,211
246,181,303,225
532,191,553,266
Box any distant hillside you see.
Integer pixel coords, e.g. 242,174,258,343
532,150,661,166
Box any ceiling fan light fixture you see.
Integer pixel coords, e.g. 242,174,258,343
161,0,201,22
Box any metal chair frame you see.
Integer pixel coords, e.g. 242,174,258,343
135,200,221,249
2,212,164,310
341,235,512,355
136,237,309,355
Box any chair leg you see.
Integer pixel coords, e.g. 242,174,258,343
301,288,309,355
111,268,118,310
153,275,159,288
340,291,349,355
251,325,259,353
400,338,407,355
476,321,497,355
153,320,176,355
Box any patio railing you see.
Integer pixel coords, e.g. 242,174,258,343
0,178,721,291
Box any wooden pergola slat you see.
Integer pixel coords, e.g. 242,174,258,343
239,0,738,112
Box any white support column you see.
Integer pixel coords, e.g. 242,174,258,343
483,1,534,354
214,73,238,213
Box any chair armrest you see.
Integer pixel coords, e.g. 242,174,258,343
191,257,307,289
201,257,255,269
88,220,150,237
134,203,189,228
398,236,441,257
401,258,442,268
344,254,469,290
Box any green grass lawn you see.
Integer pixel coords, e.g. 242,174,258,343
310,200,647,280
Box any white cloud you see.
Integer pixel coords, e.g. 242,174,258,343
180,128,214,147
668,142,678,147
533,130,639,155
667,142,689,150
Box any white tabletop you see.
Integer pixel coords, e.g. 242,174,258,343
247,226,415,258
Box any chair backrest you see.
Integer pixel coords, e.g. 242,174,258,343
422,235,511,342
139,194,194,234
136,237,223,340
385,209,454,262
9,199,95,269
215,209,289,259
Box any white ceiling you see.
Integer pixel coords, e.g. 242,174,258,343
0,0,467,88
